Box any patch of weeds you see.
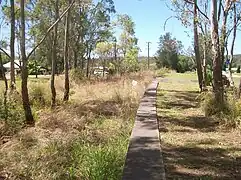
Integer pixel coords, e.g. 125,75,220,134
80,140,127,180
0,92,25,136
200,91,241,128
17,136,129,180
70,68,86,83
155,68,169,77
29,82,51,107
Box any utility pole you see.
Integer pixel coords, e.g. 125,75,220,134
147,42,151,69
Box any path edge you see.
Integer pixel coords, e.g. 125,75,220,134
122,79,166,180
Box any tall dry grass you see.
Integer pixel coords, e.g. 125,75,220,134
0,71,154,180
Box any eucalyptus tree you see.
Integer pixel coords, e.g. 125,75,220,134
95,41,113,77
10,0,15,89
84,0,116,77
63,0,71,101
115,14,139,73
170,0,241,105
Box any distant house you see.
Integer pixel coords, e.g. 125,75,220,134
3,60,21,75
92,66,109,76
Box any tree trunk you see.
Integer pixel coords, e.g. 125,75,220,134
20,0,34,125
229,3,236,87
51,0,59,107
203,36,207,89
202,2,208,89
10,0,15,89
220,0,231,65
81,36,85,70
211,0,223,104
73,35,80,69
63,0,71,102
193,0,203,91
220,12,228,66
103,58,106,77
86,47,92,78
73,50,77,69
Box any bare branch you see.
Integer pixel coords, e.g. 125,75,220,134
183,0,209,20
0,48,21,68
26,0,75,60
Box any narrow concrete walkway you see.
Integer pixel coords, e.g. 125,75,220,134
122,80,165,180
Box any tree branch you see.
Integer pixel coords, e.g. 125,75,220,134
0,48,21,68
0,48,11,59
183,0,209,21
26,0,75,60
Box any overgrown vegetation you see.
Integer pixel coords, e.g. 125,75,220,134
0,71,153,179
200,91,241,128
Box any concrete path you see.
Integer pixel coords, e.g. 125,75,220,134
122,80,165,180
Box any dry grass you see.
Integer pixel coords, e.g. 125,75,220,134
157,72,241,179
0,71,153,180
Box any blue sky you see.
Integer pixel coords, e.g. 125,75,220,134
113,0,193,56
113,0,241,57
1,0,241,58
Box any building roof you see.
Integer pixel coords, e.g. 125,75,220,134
3,60,21,69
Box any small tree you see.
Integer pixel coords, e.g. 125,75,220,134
156,32,183,71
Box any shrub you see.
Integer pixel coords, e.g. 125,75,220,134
200,91,241,128
155,68,169,77
206,69,213,86
70,68,86,82
29,83,50,106
0,91,25,136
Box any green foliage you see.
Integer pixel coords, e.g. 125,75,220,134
156,32,185,72
28,60,41,75
206,68,213,86
29,136,127,180
108,62,116,75
79,140,127,179
237,66,240,73
176,55,194,73
0,92,25,136
123,47,139,72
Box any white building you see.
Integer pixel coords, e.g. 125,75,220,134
3,60,21,74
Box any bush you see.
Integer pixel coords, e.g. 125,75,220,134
155,68,169,77
70,68,85,82
0,91,25,136
29,83,51,106
200,91,241,128
206,69,213,86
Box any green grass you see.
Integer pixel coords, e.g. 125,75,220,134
14,117,132,180
157,72,241,179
